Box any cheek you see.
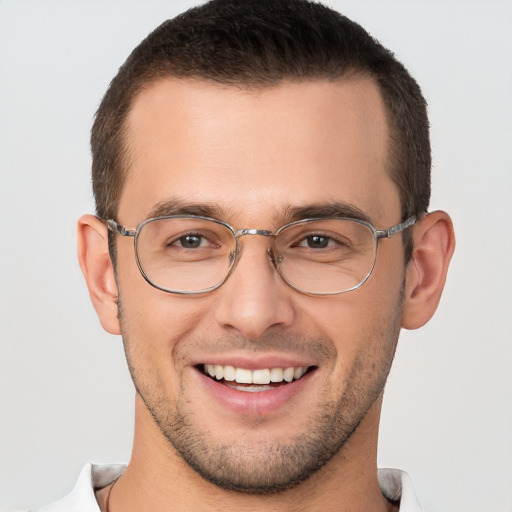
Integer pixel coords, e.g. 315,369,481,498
117,294,203,413
115,265,203,386
119,292,202,351
115,240,201,346
303,265,404,380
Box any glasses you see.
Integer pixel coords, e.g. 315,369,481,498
107,215,416,295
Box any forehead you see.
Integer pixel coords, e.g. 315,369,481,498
119,77,399,226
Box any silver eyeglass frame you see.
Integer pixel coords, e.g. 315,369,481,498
107,215,417,296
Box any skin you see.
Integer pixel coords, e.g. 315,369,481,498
79,77,455,512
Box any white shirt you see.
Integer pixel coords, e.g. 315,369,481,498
35,463,422,511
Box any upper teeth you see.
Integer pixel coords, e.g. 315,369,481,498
204,364,308,384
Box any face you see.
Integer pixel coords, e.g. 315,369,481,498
114,78,406,492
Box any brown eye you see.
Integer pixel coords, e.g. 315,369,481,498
178,235,203,248
305,235,329,249
167,233,212,249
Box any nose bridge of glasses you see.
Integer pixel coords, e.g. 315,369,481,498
235,228,275,238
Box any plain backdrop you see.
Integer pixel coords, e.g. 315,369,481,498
1,1,511,511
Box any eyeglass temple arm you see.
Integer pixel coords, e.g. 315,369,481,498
375,216,417,240
106,219,136,237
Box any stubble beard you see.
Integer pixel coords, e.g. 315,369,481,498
118,289,403,495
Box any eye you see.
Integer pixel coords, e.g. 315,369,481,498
297,234,340,249
170,233,211,249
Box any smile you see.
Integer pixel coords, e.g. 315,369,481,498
202,364,312,392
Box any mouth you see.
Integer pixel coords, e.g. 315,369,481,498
200,364,315,392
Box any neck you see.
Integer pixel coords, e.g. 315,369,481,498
106,395,395,512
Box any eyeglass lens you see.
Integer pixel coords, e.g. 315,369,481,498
135,217,377,294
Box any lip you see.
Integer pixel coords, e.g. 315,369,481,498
191,363,317,416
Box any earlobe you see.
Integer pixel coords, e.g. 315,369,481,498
77,214,121,335
402,211,455,330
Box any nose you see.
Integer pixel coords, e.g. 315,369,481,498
213,237,295,339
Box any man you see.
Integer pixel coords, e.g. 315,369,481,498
40,0,454,510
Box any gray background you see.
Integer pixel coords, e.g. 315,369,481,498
1,1,511,510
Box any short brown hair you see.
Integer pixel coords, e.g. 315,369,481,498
92,0,430,231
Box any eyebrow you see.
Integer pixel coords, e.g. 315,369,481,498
283,202,372,224
146,199,225,220
143,199,372,226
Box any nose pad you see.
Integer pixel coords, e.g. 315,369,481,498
269,248,284,267
267,248,277,269
224,237,280,286
229,241,276,272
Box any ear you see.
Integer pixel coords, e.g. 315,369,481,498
77,214,121,335
401,211,455,330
